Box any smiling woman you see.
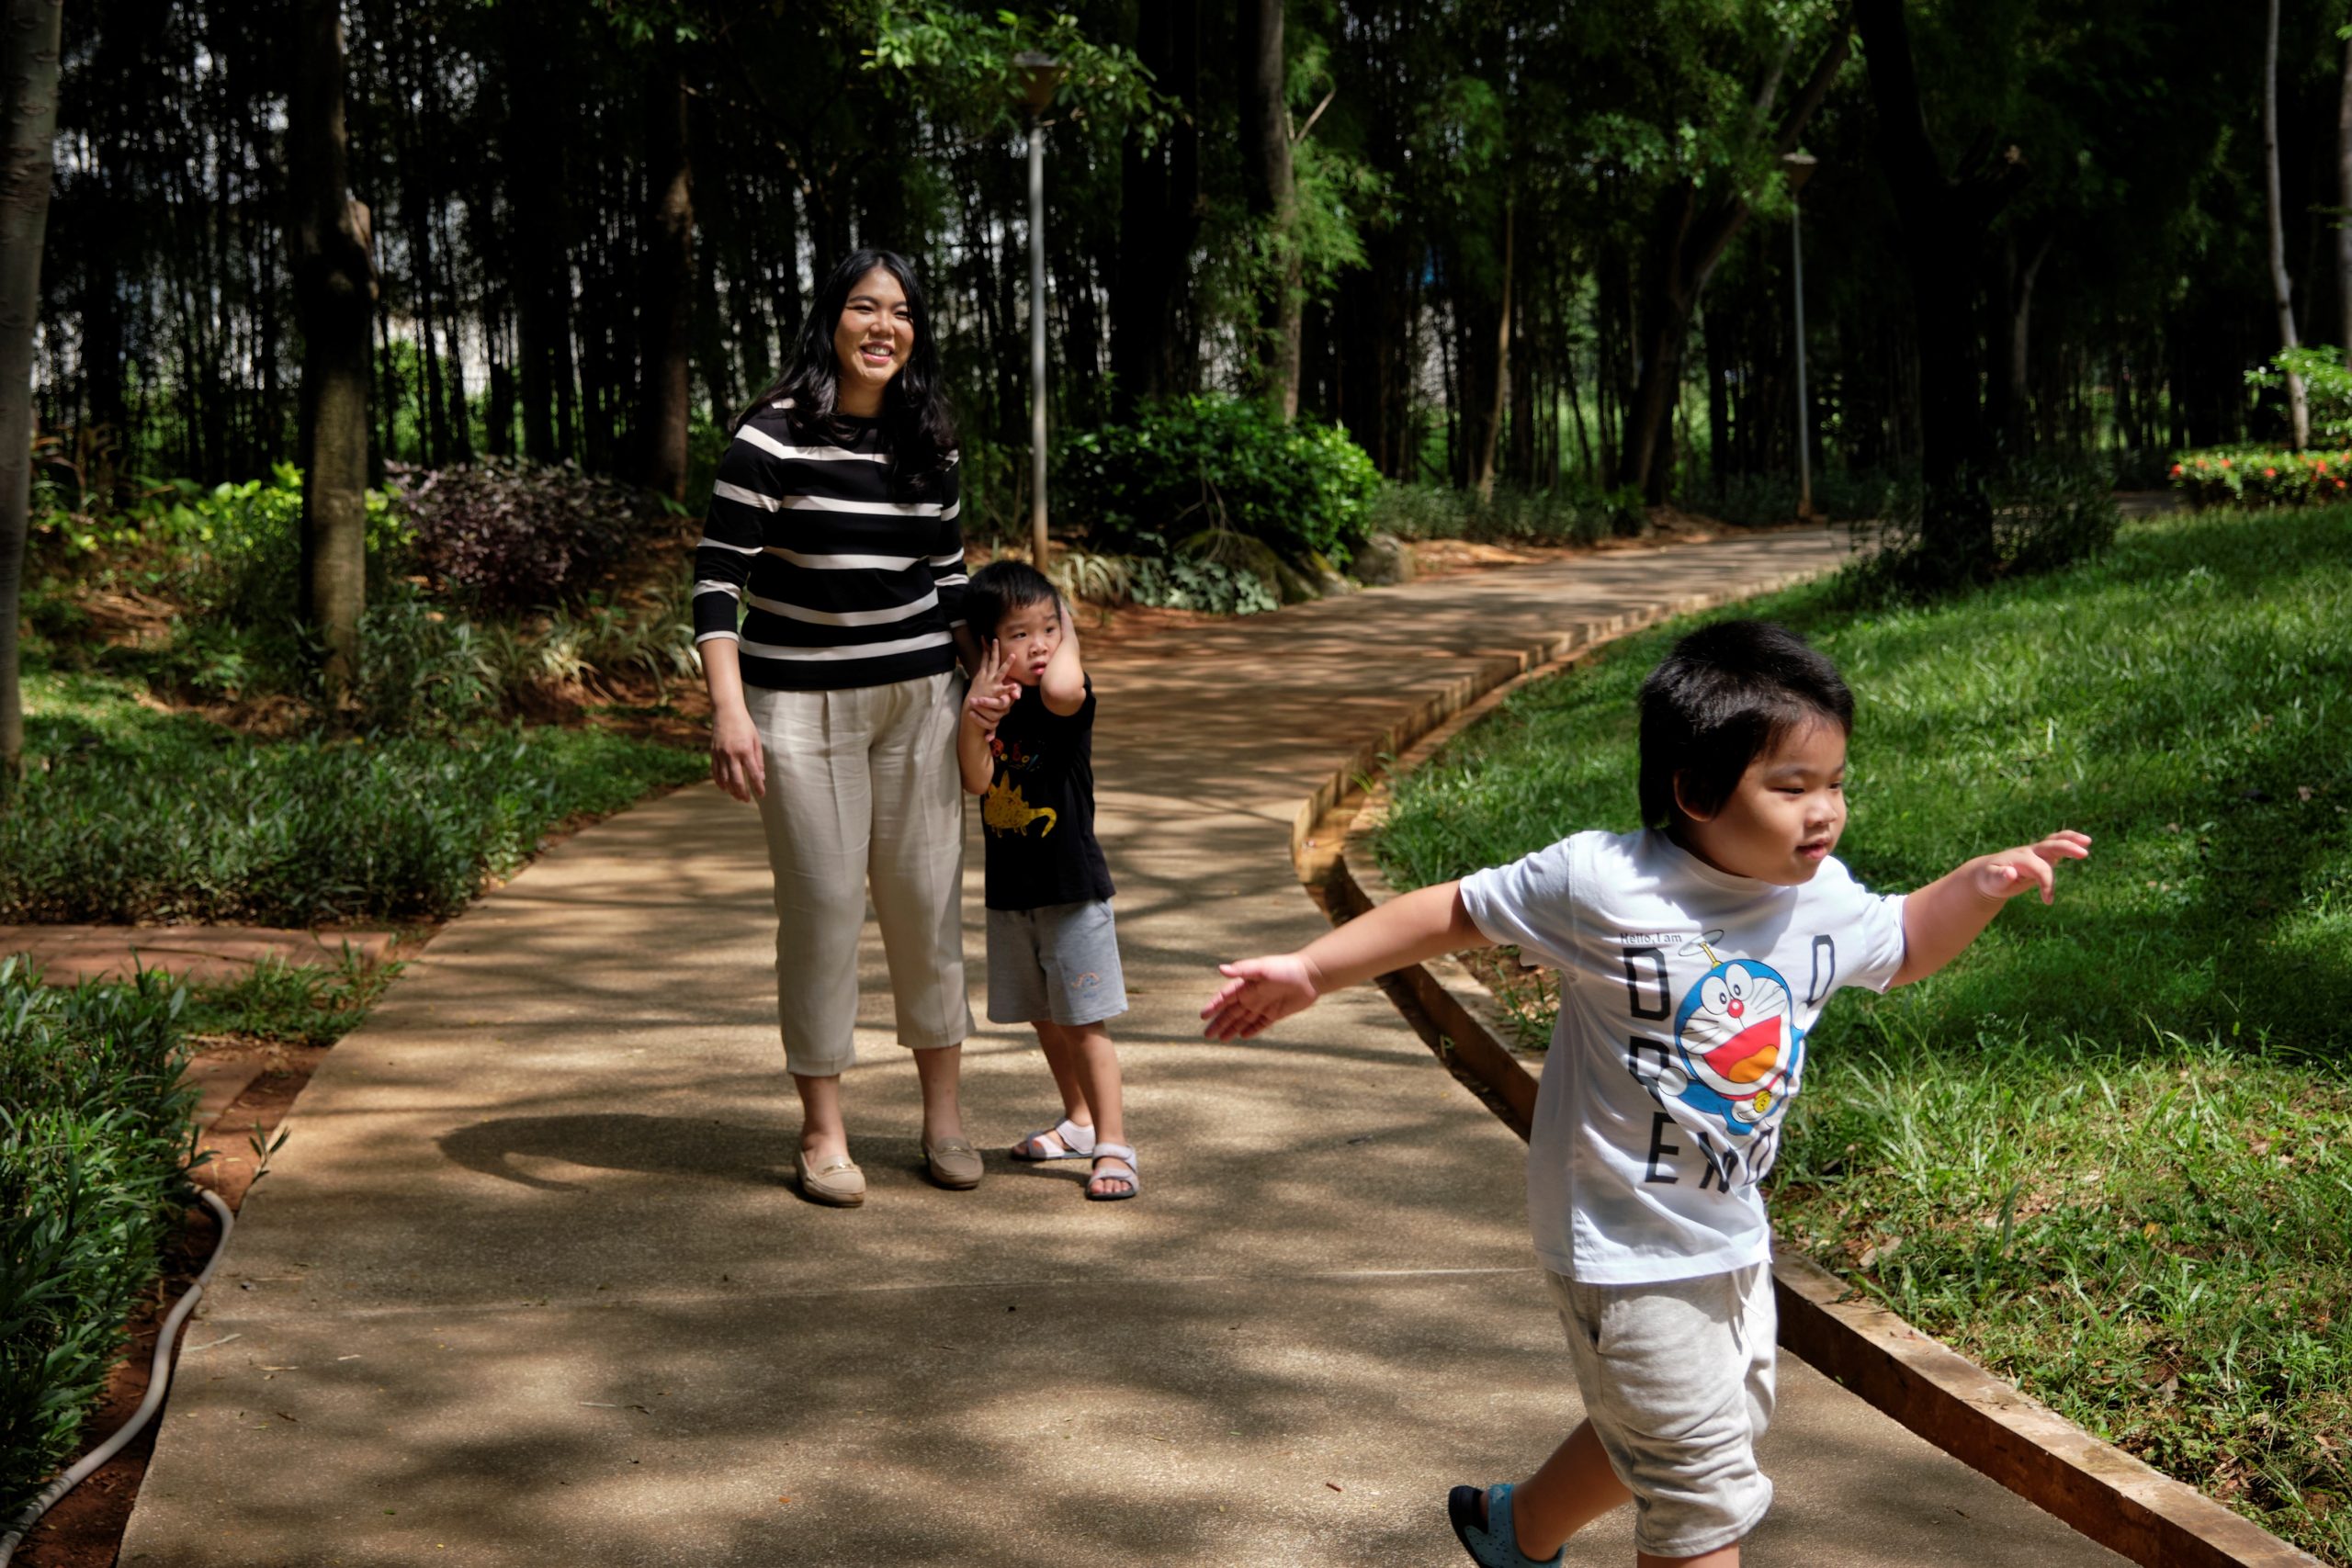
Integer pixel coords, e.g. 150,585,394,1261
692,249,984,1208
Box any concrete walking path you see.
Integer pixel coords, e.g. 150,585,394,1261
120,527,2131,1566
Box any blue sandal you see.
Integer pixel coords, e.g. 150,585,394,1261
1447,1483,1563,1568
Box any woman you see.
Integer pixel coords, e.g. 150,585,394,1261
695,249,981,1207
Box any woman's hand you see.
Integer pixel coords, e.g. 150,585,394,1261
711,703,766,803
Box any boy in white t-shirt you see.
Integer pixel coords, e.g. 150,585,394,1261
1202,620,2088,1568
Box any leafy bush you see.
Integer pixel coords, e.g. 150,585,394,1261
1057,395,1381,567
1127,553,1280,615
0,705,704,925
1841,462,2117,600
2170,446,2352,509
390,457,643,612
0,962,197,1516
2246,344,2352,445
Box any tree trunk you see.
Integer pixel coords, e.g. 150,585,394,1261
289,0,375,703
2267,0,2309,448
0,0,62,780
1471,201,1513,502
1619,26,1849,503
1237,0,1299,418
636,60,693,501
1856,0,2026,575
2339,29,2352,351
1111,0,1199,415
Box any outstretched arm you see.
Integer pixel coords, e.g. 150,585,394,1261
1203,881,1489,1040
1890,829,2091,987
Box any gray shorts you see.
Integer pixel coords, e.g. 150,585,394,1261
1545,1263,1777,1559
985,899,1128,1027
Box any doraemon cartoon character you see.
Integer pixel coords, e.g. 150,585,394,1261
1657,941,1803,1135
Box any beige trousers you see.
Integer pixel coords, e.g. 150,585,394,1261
747,671,972,1077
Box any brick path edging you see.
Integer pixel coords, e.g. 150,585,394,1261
1291,586,2326,1568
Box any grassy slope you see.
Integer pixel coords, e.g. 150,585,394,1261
1371,508,2352,1562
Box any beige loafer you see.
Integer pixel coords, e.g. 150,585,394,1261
923,1135,984,1190
795,1147,865,1207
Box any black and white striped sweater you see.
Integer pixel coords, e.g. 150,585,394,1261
692,402,967,692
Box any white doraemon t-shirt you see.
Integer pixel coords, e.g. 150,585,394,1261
1461,829,1907,1285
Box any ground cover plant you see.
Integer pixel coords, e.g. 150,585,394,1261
2,668,702,925
1370,507,2352,1562
0,951,395,1518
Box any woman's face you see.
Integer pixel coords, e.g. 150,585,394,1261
831,266,914,411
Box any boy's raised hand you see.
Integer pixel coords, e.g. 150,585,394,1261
1201,954,1322,1040
966,639,1016,730
1971,829,2093,906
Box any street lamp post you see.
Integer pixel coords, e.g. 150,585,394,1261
1016,52,1064,567
1783,152,1818,523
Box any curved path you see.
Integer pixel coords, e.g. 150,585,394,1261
121,527,2129,1566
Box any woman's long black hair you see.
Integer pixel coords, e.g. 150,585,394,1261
735,248,956,497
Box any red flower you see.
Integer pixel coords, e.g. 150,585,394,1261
2220,457,2233,468
2170,463,2185,477
2265,467,2278,478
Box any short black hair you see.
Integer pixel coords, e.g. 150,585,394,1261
1636,620,1853,829
964,559,1060,639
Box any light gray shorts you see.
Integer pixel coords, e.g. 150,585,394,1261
1545,1262,1778,1559
985,899,1128,1027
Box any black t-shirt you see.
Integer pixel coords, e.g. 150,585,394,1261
981,676,1115,911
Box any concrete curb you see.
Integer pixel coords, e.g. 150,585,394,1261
1287,592,2325,1568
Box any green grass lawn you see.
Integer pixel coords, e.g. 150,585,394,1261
1371,507,2352,1562
2,669,705,925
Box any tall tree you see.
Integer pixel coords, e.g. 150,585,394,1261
1110,0,1199,415
289,0,376,699
1621,16,1851,503
2265,0,2309,447
637,51,694,501
2339,24,2352,351
1856,0,2028,573
0,0,62,779
1237,0,1300,418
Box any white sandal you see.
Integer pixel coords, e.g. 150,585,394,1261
1012,1118,1096,1162
1086,1143,1140,1201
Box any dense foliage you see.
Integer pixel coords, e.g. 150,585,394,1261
31,0,2342,537
391,457,647,612
2172,448,2352,508
0,964,196,1517
1368,508,2352,1557
1059,394,1382,567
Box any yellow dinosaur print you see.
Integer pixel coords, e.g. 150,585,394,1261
984,775,1057,837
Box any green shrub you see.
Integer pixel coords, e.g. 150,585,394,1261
1127,553,1280,615
1842,462,2117,600
1057,395,1381,567
390,458,645,613
1686,468,1903,528
0,705,704,925
0,962,198,1517
2171,446,2352,509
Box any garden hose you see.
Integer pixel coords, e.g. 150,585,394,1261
0,1187,235,1566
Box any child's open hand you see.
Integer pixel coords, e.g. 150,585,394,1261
1971,829,2092,905
1202,955,1321,1040
966,640,1018,730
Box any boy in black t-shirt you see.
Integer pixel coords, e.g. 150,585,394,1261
958,562,1137,1200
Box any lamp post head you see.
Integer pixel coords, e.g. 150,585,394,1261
1781,151,1818,196
1015,51,1064,118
